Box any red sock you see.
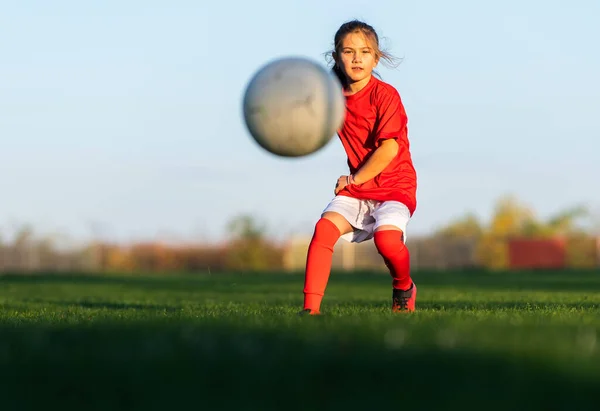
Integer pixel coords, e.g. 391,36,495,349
374,230,412,290
303,218,341,311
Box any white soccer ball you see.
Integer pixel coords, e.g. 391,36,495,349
242,57,346,157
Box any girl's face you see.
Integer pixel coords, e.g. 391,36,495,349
335,32,379,88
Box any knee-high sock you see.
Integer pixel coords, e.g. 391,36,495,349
374,230,412,291
303,218,341,311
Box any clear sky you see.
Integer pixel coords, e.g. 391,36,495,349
1,0,599,244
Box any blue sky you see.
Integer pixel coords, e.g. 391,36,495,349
1,0,599,244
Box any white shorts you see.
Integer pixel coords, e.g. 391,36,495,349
322,196,411,243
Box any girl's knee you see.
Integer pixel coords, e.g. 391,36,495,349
312,218,342,244
320,212,353,235
374,229,405,257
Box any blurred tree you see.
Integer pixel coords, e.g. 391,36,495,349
225,214,282,271
477,195,536,270
436,212,484,239
476,196,592,270
104,245,135,273
565,233,597,268
488,195,535,236
545,206,588,236
130,243,176,273
12,225,36,271
547,206,595,268
591,209,600,234
227,215,267,242
36,237,58,271
13,225,34,248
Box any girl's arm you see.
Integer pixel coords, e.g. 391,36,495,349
334,139,398,194
352,139,399,184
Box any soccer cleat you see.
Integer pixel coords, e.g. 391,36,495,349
392,282,417,312
298,308,321,316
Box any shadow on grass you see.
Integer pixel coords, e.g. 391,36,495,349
0,272,211,289
3,270,600,300
0,320,598,411
419,300,600,312
337,269,600,293
0,298,180,312
322,298,600,313
0,272,300,295
54,300,181,312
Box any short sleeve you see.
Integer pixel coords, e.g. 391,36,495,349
374,88,408,147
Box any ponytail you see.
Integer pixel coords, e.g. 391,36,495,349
332,64,348,89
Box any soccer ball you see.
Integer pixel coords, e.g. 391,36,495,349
242,57,346,158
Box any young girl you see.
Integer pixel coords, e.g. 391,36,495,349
301,20,418,315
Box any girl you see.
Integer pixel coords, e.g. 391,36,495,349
301,20,418,315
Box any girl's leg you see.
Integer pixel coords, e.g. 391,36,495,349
374,227,416,312
302,211,353,313
371,201,416,311
373,227,412,291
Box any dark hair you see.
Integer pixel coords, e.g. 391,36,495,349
326,20,400,88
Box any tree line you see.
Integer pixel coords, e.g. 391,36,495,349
0,196,597,273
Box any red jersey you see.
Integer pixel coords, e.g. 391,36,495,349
337,75,417,215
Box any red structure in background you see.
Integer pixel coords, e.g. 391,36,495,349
508,238,566,269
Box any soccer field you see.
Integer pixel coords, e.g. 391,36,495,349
1,269,600,410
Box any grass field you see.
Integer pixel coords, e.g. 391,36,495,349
1,269,600,410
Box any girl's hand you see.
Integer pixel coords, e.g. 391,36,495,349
334,174,355,195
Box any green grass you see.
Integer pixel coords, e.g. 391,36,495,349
2,269,600,410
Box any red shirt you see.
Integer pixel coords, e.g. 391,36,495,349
337,75,417,215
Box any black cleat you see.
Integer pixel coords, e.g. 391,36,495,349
392,283,417,312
